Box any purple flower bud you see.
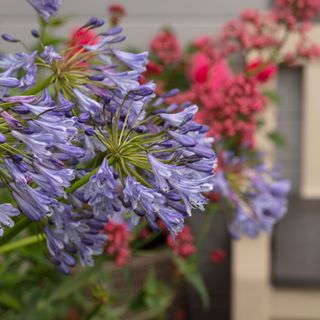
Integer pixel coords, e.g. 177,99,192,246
3,95,36,103
1,33,19,43
85,128,95,136
186,161,214,172
1,111,23,129
187,145,215,159
0,133,6,144
199,125,209,134
31,29,40,38
100,26,122,36
21,127,34,135
165,192,181,201
84,17,98,27
108,34,126,44
134,125,147,133
12,154,24,162
95,19,105,28
130,87,154,97
88,74,105,81
0,77,20,88
161,88,180,98
78,112,90,123
12,105,31,115
103,96,111,104
168,130,196,147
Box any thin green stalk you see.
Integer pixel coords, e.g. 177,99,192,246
64,166,100,195
23,75,54,96
0,216,31,246
84,303,104,320
0,234,44,254
196,204,219,247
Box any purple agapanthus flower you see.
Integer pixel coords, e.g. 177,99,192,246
0,204,20,236
26,0,63,22
0,10,216,274
214,151,290,239
45,202,107,274
0,51,37,95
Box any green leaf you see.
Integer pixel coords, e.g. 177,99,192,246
0,292,22,311
171,255,209,308
129,268,174,316
268,131,287,147
263,90,280,103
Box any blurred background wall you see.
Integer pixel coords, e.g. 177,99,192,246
0,0,270,49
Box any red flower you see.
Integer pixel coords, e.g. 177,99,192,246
104,221,131,266
246,60,277,82
190,52,211,84
108,4,126,16
175,309,187,320
67,27,98,57
167,225,196,258
146,61,163,75
66,308,81,320
150,30,182,64
206,192,221,203
108,4,126,26
211,249,226,264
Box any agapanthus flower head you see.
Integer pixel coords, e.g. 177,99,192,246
150,30,182,64
0,7,215,274
213,151,290,239
26,0,63,22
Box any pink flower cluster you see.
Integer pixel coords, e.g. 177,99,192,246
150,30,182,64
246,60,278,83
146,0,320,150
274,0,320,24
180,58,266,146
222,10,281,52
167,225,196,259
104,221,131,266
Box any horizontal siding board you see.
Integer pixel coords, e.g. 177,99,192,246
0,15,231,50
0,0,269,16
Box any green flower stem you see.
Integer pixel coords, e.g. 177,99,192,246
23,75,54,96
84,303,104,320
64,166,100,195
0,216,32,246
196,204,219,247
0,234,44,254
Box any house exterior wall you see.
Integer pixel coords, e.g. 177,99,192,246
0,0,270,50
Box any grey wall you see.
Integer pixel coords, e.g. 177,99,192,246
0,0,270,51
277,67,303,193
